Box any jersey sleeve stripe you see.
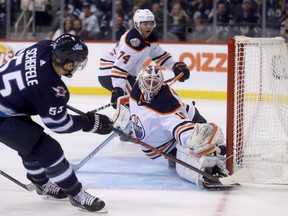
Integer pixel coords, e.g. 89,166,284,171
141,139,175,159
151,51,167,61
100,58,114,63
159,56,172,66
173,122,195,143
100,62,113,66
155,53,171,65
111,69,128,77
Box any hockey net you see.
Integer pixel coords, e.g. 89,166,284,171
226,36,288,184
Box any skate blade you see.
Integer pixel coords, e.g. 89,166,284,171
78,207,108,213
40,195,69,202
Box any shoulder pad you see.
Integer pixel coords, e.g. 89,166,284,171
125,29,149,51
147,31,158,43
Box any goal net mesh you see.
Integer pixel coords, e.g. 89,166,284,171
228,36,288,184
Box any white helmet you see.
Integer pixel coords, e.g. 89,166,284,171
133,9,156,33
138,65,164,103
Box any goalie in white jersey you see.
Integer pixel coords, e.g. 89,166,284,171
128,65,227,186
98,9,190,108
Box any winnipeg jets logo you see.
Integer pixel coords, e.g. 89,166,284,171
130,38,141,47
52,86,67,97
131,114,145,140
73,44,84,50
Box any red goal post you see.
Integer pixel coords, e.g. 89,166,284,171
226,36,288,184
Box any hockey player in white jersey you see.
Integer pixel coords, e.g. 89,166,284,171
128,65,227,187
98,9,190,109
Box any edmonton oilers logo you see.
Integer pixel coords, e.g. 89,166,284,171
131,114,145,140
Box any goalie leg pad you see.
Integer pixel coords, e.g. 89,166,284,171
175,143,220,186
187,123,224,156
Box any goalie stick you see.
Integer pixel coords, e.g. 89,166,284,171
164,72,184,86
66,105,249,187
0,169,35,191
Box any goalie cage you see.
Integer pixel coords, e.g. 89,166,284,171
226,36,288,184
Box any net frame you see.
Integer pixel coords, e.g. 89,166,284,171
226,36,288,184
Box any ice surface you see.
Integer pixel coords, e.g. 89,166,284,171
0,95,287,216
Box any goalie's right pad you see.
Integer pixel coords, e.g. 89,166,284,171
175,143,226,186
187,123,224,156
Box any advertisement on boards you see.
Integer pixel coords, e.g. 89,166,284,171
0,41,227,99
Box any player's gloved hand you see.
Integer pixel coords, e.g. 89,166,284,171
83,112,113,134
172,62,190,82
111,87,125,109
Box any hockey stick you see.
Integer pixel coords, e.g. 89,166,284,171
0,169,36,191
110,127,223,184
90,103,112,113
71,131,118,171
66,104,117,171
164,72,184,86
66,105,240,186
112,127,251,186
67,103,112,114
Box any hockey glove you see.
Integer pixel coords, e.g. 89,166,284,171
111,87,125,109
172,62,190,82
83,112,113,134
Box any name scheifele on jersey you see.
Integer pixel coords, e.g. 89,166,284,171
0,40,87,134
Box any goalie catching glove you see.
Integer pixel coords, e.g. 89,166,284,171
172,62,190,82
83,112,113,134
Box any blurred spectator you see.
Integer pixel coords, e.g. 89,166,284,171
208,1,235,42
72,18,89,40
151,2,164,40
187,11,212,42
128,4,139,28
51,18,76,40
167,2,190,41
234,0,260,37
190,0,212,20
105,14,127,40
0,0,6,38
208,1,234,24
134,0,153,9
99,0,130,40
34,0,53,26
79,2,100,40
280,16,288,41
64,0,82,17
279,3,288,26
47,5,77,40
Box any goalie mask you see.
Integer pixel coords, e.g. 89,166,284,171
52,34,88,78
138,65,164,103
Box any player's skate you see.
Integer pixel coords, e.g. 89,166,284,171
34,180,68,200
188,123,224,156
69,188,106,212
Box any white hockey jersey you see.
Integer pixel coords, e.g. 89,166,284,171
98,28,177,92
129,82,196,159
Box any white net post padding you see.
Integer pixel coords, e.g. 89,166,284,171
231,36,288,184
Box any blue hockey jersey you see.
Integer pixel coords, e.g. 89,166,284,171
0,40,88,133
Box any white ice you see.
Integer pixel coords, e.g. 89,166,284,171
0,95,287,216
